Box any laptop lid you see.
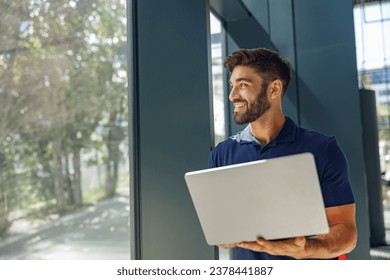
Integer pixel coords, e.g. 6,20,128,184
184,152,329,246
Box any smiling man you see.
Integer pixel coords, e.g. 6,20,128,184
208,48,357,260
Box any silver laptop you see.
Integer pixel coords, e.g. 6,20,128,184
184,152,329,246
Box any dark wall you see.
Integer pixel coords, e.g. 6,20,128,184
129,0,215,259
293,0,370,259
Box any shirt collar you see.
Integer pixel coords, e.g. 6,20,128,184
230,117,297,145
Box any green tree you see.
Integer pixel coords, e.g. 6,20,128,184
0,0,128,234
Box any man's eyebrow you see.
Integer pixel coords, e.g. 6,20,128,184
229,77,253,84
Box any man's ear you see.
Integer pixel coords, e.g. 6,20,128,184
270,79,283,99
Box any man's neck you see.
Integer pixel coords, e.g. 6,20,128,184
249,113,286,145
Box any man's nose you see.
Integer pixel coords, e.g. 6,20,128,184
229,86,239,102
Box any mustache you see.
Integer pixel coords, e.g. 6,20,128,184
232,98,247,103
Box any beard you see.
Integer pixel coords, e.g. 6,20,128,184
233,83,271,125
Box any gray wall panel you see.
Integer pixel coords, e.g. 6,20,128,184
269,0,299,123
293,0,370,259
242,0,270,33
132,0,215,259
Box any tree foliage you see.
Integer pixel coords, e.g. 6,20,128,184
0,0,128,236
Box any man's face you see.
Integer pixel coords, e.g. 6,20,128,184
228,65,271,125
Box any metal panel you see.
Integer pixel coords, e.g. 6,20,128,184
130,0,215,259
211,0,249,22
242,0,270,33
128,0,141,260
293,0,370,259
269,0,299,123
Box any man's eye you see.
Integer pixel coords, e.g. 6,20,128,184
239,84,247,88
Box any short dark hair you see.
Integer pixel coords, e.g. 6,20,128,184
224,48,292,95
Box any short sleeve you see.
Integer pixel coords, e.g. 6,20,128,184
319,138,355,207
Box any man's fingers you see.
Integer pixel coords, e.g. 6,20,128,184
218,243,237,249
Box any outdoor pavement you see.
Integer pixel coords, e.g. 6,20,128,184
385,209,390,244
0,195,130,260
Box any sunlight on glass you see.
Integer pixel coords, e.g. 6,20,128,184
354,1,390,244
0,0,130,259
210,12,226,146
210,12,221,34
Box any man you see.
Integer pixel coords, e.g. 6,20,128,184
208,48,357,260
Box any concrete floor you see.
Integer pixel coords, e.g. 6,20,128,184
0,195,130,260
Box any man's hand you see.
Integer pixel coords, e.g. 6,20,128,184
237,237,307,259
236,203,357,259
218,243,238,249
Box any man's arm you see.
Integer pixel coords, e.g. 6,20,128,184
236,203,357,259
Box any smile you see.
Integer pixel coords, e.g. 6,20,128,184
234,102,246,108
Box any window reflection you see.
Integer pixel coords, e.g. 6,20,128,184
0,0,129,259
210,12,226,146
354,0,390,244
210,12,229,259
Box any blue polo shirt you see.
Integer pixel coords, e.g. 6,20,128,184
208,117,355,260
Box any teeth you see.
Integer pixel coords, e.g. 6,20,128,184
234,103,245,108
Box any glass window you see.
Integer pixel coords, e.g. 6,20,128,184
354,1,390,245
0,0,129,259
210,11,230,259
210,12,227,146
